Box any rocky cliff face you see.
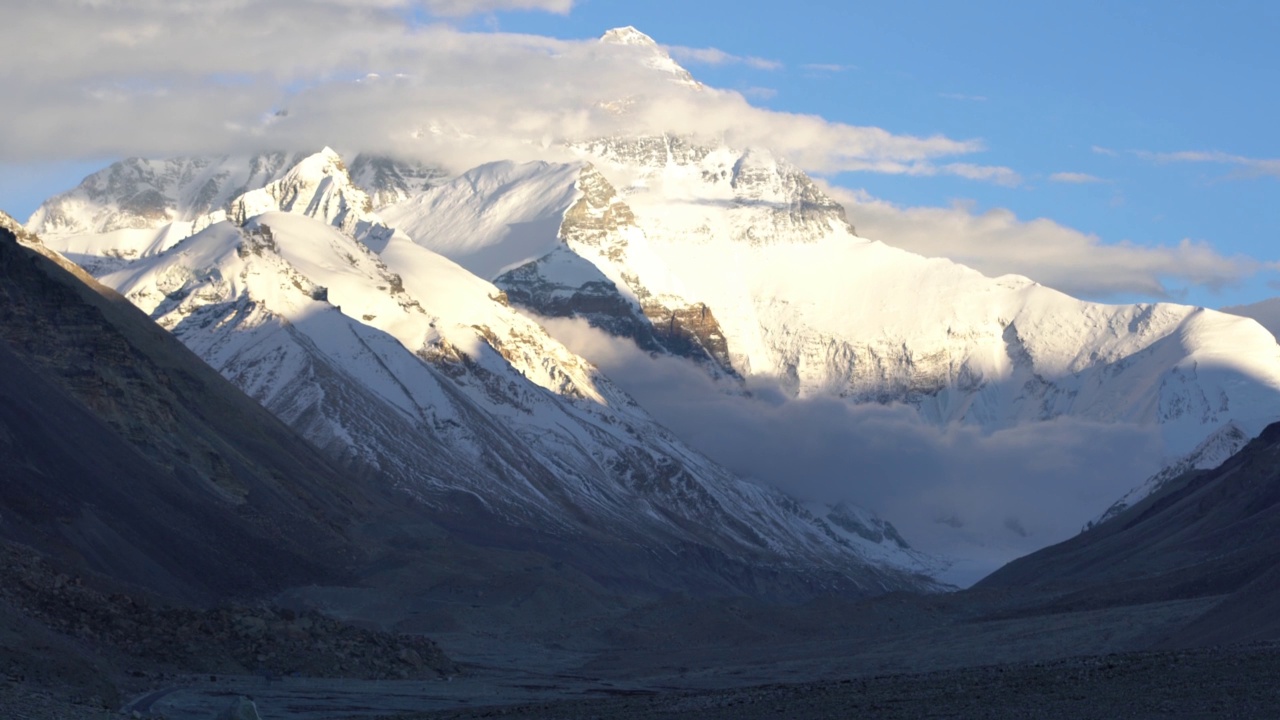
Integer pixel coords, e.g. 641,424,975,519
493,163,738,377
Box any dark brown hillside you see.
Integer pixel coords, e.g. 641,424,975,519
0,215,382,603
0,214,468,714
978,421,1280,646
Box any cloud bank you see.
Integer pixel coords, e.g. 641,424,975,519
1,0,1004,183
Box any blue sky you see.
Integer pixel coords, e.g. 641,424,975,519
3,0,1276,308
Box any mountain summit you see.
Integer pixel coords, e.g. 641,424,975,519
600,26,660,47
600,26,698,87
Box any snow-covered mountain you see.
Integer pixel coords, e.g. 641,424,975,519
360,126,1280,577
25,26,1280,585
29,148,940,597
359,29,1280,564
374,142,1280,460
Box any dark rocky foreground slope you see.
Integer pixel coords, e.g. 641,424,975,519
350,425,1280,720
0,216,457,713
979,420,1280,647
0,216,381,602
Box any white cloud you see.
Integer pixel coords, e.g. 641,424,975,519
0,0,1005,184
828,186,1267,299
1049,171,1106,184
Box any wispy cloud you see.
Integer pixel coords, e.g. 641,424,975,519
741,86,778,100
823,159,1022,186
827,185,1268,300
667,45,781,70
1091,145,1118,157
1049,171,1106,184
942,163,1021,186
802,63,854,73
1135,149,1280,179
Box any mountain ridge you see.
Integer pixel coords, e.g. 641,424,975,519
29,153,943,598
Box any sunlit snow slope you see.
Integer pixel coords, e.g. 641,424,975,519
376,141,1280,462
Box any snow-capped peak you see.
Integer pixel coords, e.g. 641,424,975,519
33,150,944,597
600,26,659,48
599,26,698,88
1085,420,1252,531
284,146,346,182
0,210,38,246
228,148,394,250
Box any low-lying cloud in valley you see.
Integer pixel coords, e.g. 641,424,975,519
540,317,1164,584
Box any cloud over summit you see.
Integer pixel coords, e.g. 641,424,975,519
2,0,1000,182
